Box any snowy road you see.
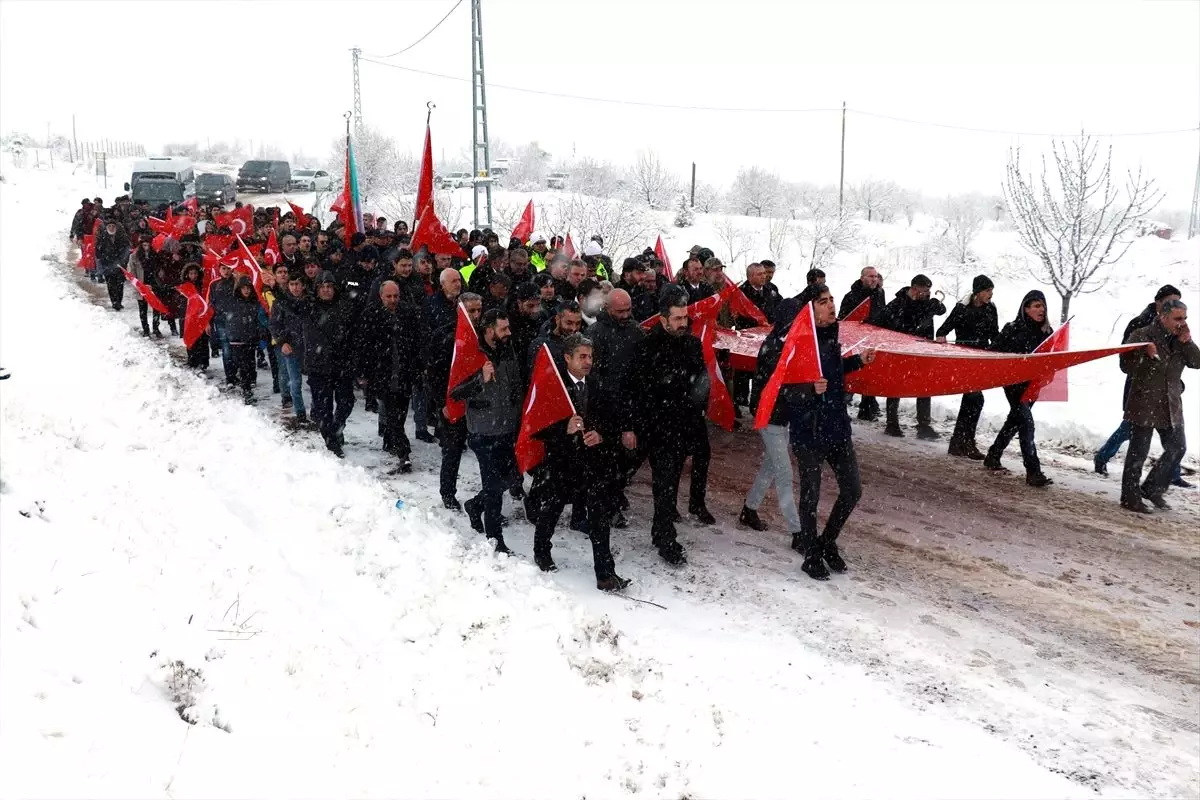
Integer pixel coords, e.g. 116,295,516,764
2,161,1197,799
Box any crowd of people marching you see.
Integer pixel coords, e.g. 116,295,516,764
68,194,1197,590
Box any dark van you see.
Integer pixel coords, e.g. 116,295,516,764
237,160,291,193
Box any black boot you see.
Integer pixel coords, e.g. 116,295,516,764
689,503,716,525
442,495,462,512
916,425,941,441
1026,473,1054,488
822,537,847,573
491,537,513,556
464,496,484,532
597,574,631,592
800,536,831,581
738,505,768,531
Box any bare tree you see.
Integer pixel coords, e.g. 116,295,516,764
507,141,551,191
569,157,623,199
326,126,410,207
712,216,755,265
692,180,722,213
628,149,680,208
767,217,791,262
548,194,654,263
793,192,859,270
728,166,784,217
1004,135,1162,322
934,193,985,269
897,188,923,227
852,178,900,223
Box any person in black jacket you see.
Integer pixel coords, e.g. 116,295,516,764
984,290,1054,487
95,218,130,310
302,272,357,457
424,268,462,337
936,275,1000,459
507,282,545,373
786,285,876,580
428,293,483,509
269,273,310,424
527,300,583,375
223,276,266,404
620,292,712,565
532,334,630,591
675,255,716,305
883,274,946,438
354,281,426,473
839,266,887,420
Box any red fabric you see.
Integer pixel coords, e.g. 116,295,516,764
228,235,269,311
564,233,577,260
120,268,171,315
176,282,215,348
514,344,578,473
215,206,253,237
842,296,872,323
654,235,673,281
78,235,96,269
416,124,434,220
511,200,535,244
412,206,465,257
263,229,280,266
1021,322,1070,403
287,201,310,230
754,301,823,430
182,196,199,214
203,234,234,256
445,303,490,423
696,319,736,432
724,278,769,326
332,144,358,248
638,285,734,330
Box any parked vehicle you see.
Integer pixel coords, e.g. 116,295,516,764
236,160,291,193
546,172,570,190
289,168,331,191
124,157,196,205
195,173,236,206
488,165,509,184
442,171,474,189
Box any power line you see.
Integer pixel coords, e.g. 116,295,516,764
359,57,1200,138
364,0,464,60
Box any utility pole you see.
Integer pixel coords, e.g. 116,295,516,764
351,47,364,137
1189,136,1199,239
47,122,53,168
838,101,846,217
690,162,696,208
71,114,77,163
470,0,494,228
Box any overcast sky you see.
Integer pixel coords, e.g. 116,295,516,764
2,0,1197,206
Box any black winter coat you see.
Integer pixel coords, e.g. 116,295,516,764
209,276,238,316
786,321,865,452
536,373,621,484
884,288,946,339
839,279,887,324
354,302,425,392
424,291,457,338
935,299,999,349
738,282,780,327
223,284,265,345
990,293,1053,404
589,311,646,427
269,292,307,351
95,227,130,267
301,294,355,376
621,324,709,447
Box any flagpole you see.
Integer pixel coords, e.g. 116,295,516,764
344,110,352,139
426,100,435,127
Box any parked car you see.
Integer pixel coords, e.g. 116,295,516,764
546,172,570,190
195,173,236,206
236,160,291,193
125,156,196,205
289,168,331,191
442,171,474,189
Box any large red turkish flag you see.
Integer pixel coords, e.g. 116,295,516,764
514,343,578,473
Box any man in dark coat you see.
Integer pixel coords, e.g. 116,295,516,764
739,263,779,327
620,291,712,565
1118,298,1200,513
355,280,426,472
532,333,630,592
882,274,946,438
839,265,887,420
785,285,875,580
301,272,357,456
428,293,482,509
936,275,1000,459
222,276,266,404
95,217,130,310
424,267,462,336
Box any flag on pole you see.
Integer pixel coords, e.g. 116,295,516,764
512,200,535,243
286,201,310,230
416,123,434,221
754,301,824,430
330,131,363,247
214,206,253,237
719,274,769,326
654,235,673,280
412,205,465,257
176,282,215,348
445,302,490,423
514,343,578,473
1021,321,1071,403
696,319,736,431
121,268,171,315
78,235,96,269
263,229,280,266
564,233,578,260
842,296,872,323
229,234,269,312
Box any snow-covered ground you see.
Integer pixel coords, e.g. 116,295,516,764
2,157,1198,799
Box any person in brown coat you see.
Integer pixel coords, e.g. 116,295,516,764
1119,298,1200,513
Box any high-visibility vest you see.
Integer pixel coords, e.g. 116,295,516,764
460,261,478,285
530,251,547,272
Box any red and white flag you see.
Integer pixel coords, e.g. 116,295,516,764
176,282,215,348
263,229,280,267
514,343,578,473
1021,321,1070,403
696,319,736,432
719,274,769,326
182,196,200,214
412,206,465,257
287,200,310,230
842,296,872,323
654,235,673,281
214,206,253,237
511,200,535,244
445,302,490,423
201,248,226,295
563,233,578,260
227,235,268,311
203,234,234,256
120,268,171,315
415,123,434,221
639,283,738,330
754,301,824,430
78,234,96,269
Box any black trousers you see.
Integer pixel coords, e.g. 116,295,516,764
1123,424,1187,503
137,299,168,334
647,444,685,545
794,440,862,544
228,344,257,398
468,433,516,541
186,333,210,370
308,373,356,443
534,463,617,579
858,395,880,413
987,396,1041,475
886,397,931,427
104,270,125,309
438,415,468,500
950,392,985,448
379,389,412,458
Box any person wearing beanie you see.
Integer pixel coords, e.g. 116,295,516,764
301,272,357,457
1094,284,1191,488
983,290,1055,487
936,274,1000,459
882,274,947,439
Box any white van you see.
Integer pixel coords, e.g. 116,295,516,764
125,157,196,205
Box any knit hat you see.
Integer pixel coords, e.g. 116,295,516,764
514,281,539,301
582,240,603,258
972,274,994,294
1155,284,1181,302
470,244,488,262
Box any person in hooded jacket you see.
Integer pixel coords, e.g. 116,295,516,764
270,272,310,424
936,275,1000,459
223,276,266,404
337,244,383,413
179,262,210,371
302,272,357,457
882,274,946,438
785,285,876,580
128,238,166,338
739,299,806,537
839,266,887,420
95,217,131,308
983,290,1055,487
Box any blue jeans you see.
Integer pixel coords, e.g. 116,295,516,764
745,424,803,533
279,349,304,415
1097,418,1182,481
468,433,516,541
213,322,235,384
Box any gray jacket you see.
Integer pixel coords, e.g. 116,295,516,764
1121,319,1200,428
450,338,522,437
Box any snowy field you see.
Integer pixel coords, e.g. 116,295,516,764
1,157,1198,799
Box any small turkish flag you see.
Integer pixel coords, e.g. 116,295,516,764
263,229,280,267
201,248,225,295
229,234,269,312
721,275,769,326
203,234,234,256
287,201,310,230
653,235,674,281
511,200,535,244
121,268,171,315
215,206,253,237
515,343,577,474
696,319,735,432
445,302,490,423
842,296,872,323
182,196,199,214
1021,321,1070,403
176,282,215,348
754,300,823,430
638,286,734,331
563,233,577,260
78,235,96,269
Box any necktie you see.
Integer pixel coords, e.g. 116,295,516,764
575,380,588,417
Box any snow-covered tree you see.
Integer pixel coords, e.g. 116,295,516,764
507,141,551,191
1004,134,1162,322
326,126,410,207
549,194,654,263
794,191,859,270
713,215,755,265
570,157,623,199
628,149,680,209
933,193,986,269
767,217,791,262
728,166,784,217
673,195,694,228
692,180,723,213
852,178,900,223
